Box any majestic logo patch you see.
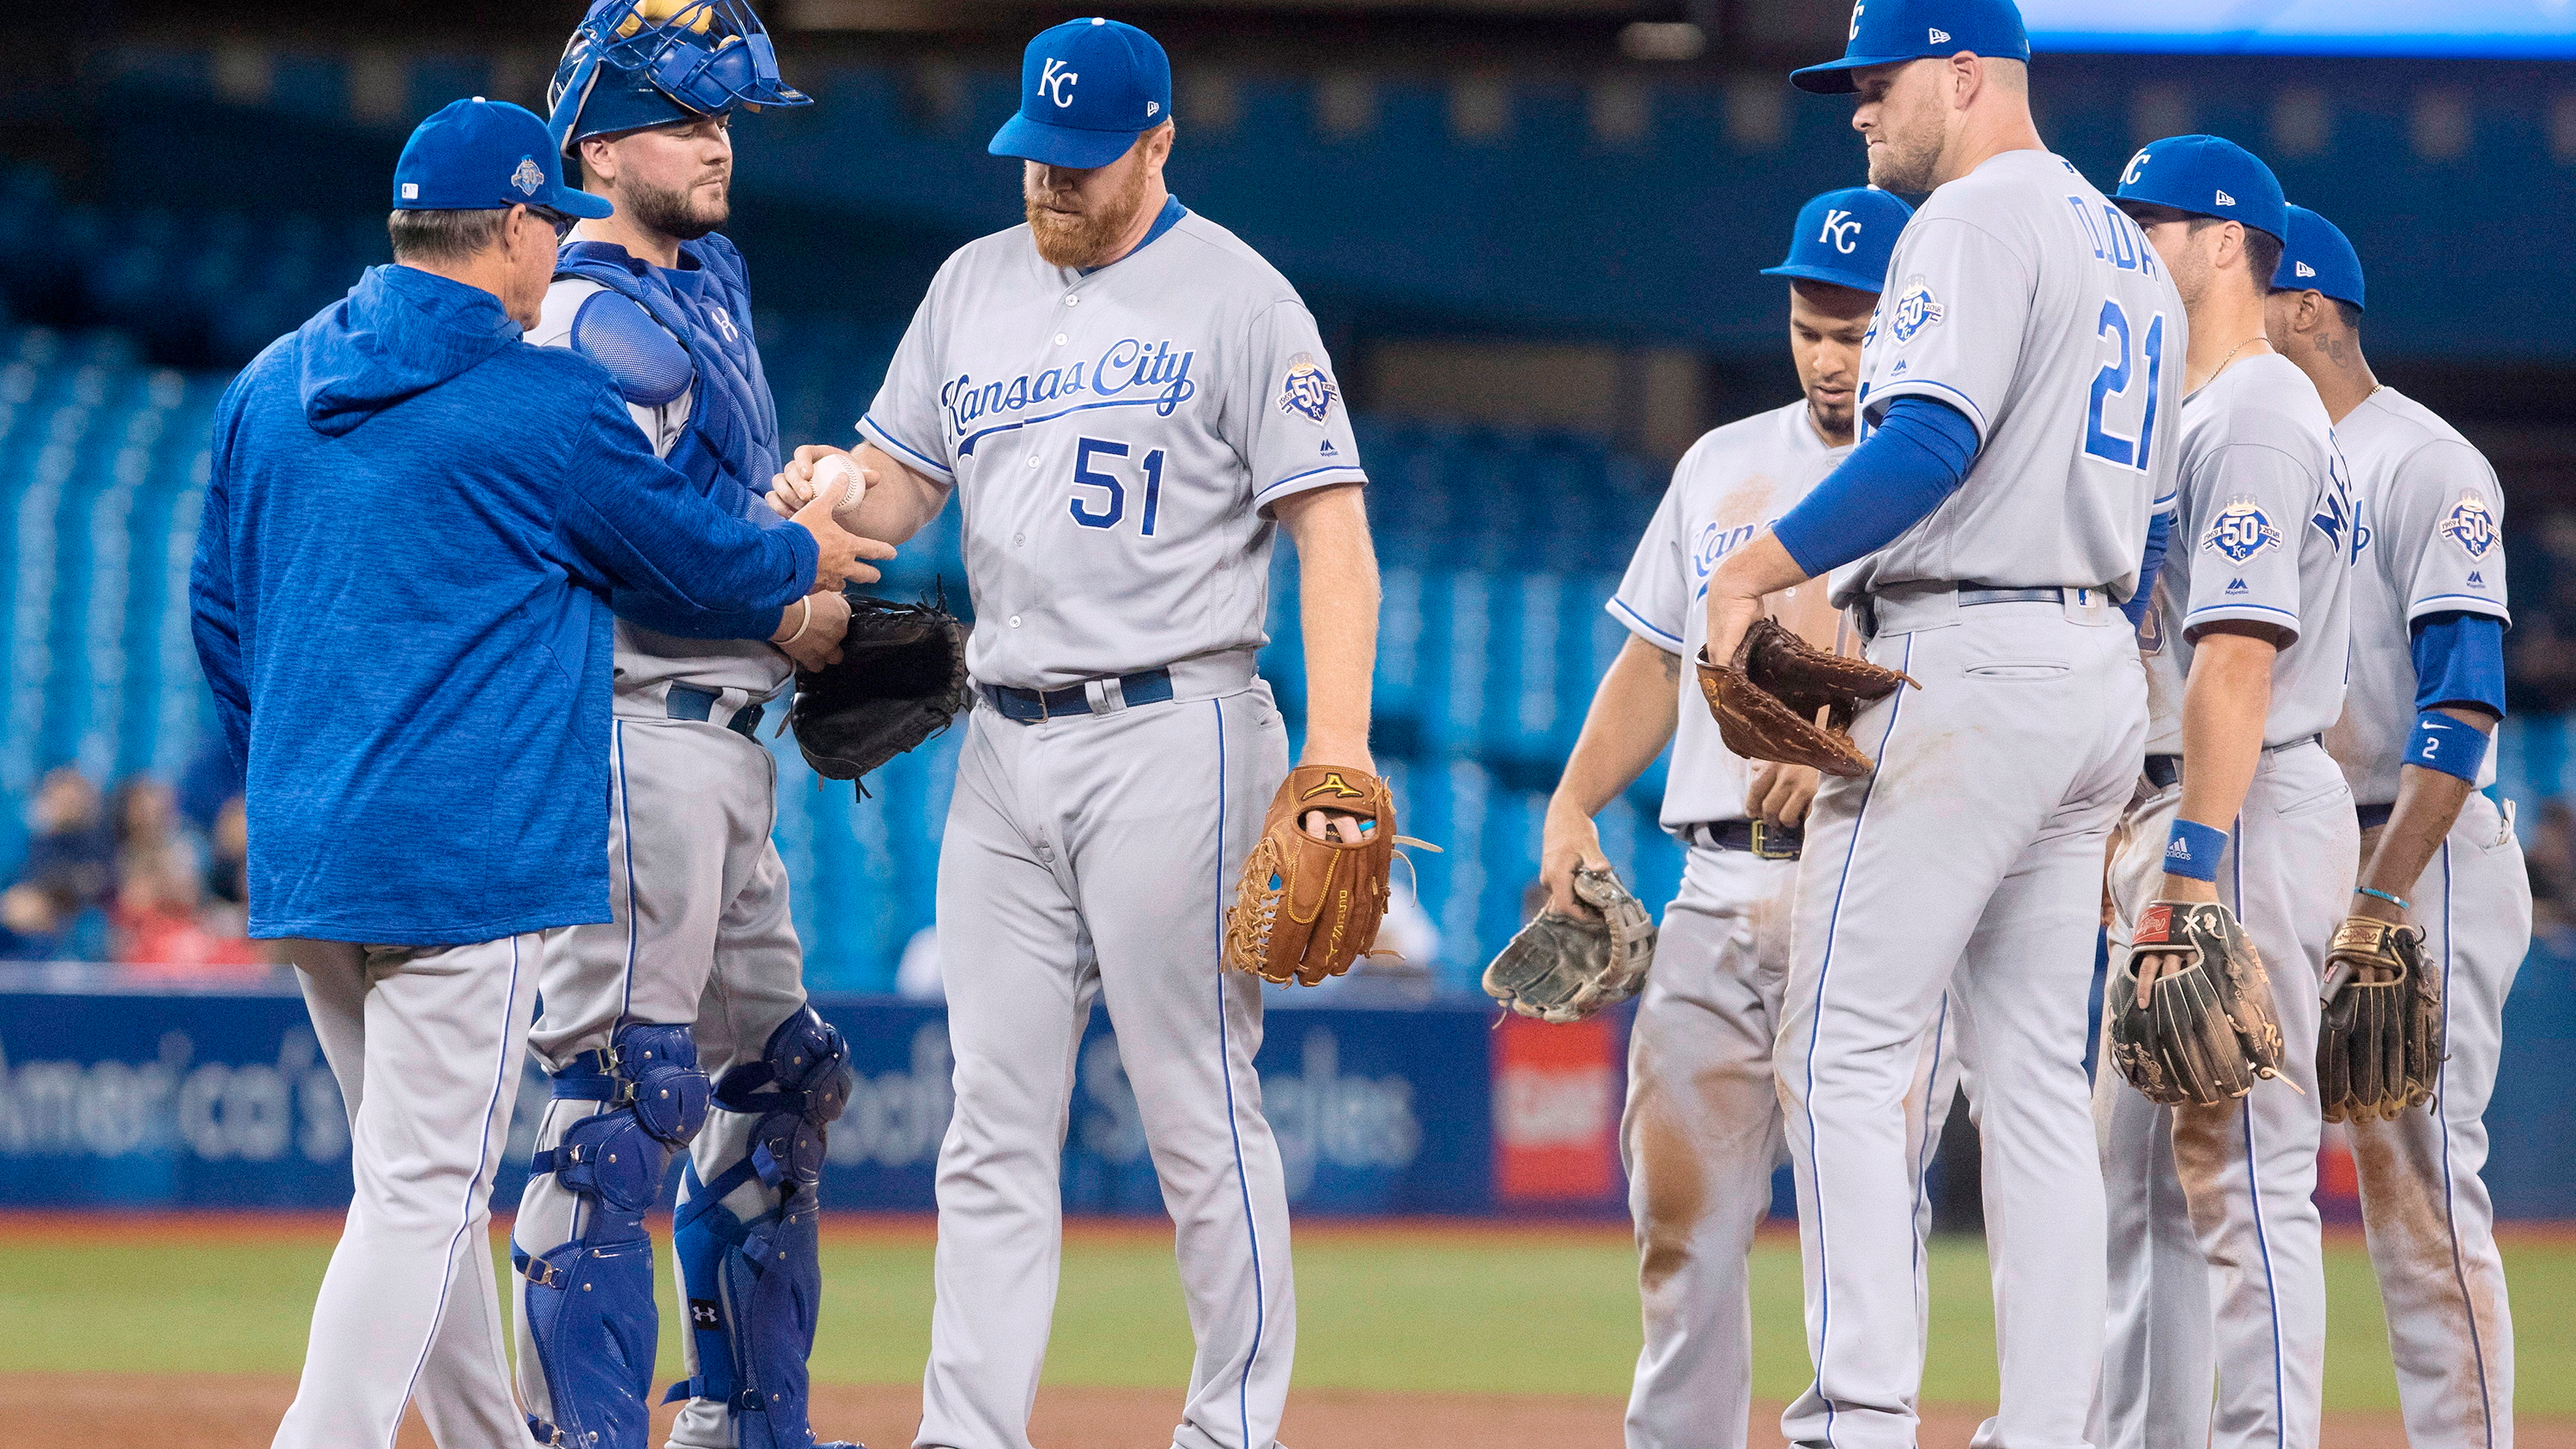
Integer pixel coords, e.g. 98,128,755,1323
2468,570,2487,587
1279,353,1339,425
2441,495,2497,559
2226,578,2250,594
1890,277,1944,344
2202,497,2281,564
511,156,545,197
1302,772,1369,802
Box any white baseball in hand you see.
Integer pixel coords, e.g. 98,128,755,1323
811,451,869,528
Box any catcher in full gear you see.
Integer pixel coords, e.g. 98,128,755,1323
1520,189,1958,1449
507,6,908,1448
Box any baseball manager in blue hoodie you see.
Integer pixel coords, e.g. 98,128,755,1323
187,99,885,1449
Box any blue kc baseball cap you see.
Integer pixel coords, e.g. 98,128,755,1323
989,18,1172,170
2272,203,2366,310
2111,134,2287,243
393,98,613,218
1764,187,1915,293
1791,0,2031,94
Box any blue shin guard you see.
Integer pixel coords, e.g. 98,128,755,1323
665,1008,855,1449
517,1023,711,1449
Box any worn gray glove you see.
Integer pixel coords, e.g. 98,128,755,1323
1481,865,1657,1023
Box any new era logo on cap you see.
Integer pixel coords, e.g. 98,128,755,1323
2297,261,2317,277
1929,27,1950,42
2215,188,2236,206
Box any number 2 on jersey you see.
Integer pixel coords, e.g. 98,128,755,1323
1069,436,1166,536
2084,300,2166,471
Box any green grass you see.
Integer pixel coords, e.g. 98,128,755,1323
6,1225,2572,1412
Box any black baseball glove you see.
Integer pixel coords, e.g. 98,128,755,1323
788,590,970,797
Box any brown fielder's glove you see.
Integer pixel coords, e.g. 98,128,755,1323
1698,617,1916,777
2108,899,2289,1107
2318,917,2444,1123
1481,865,1657,1023
1224,766,1399,987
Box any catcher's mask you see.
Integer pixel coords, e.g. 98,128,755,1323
548,0,809,158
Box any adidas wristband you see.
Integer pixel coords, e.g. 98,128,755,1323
2163,818,2229,882
2405,710,2488,783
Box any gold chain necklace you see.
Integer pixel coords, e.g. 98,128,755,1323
2209,336,2263,379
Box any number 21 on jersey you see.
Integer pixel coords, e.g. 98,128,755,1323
1069,435,1166,536
2086,300,2167,471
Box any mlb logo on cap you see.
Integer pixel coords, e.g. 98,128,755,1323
989,18,1174,170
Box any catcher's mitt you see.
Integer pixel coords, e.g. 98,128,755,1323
788,591,970,797
1224,765,1400,988
2108,900,2289,1107
1697,617,1916,777
2318,917,2443,1124
1481,865,1656,1023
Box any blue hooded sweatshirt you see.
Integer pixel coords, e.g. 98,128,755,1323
191,264,818,945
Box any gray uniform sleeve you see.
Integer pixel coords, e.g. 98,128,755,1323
857,282,957,485
1241,299,1367,512
1607,476,1689,654
2383,439,2510,625
1862,215,2036,448
2181,442,2316,645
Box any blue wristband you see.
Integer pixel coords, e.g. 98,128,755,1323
2405,711,2489,783
2163,818,2230,882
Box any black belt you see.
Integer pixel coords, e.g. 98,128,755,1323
667,685,763,739
2357,802,2394,830
2143,735,2322,791
1680,819,1802,860
985,668,1175,723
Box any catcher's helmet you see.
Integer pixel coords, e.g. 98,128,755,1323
548,0,809,158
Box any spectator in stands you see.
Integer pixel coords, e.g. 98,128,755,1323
2524,797,2576,938
109,840,258,975
21,765,113,911
204,795,248,928
0,870,104,961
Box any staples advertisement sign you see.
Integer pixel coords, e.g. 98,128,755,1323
1491,1014,1623,1205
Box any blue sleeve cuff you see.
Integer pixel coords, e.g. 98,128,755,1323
2410,611,2506,718
2122,509,2172,628
1772,396,1980,578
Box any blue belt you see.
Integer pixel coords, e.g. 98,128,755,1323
984,668,1174,723
668,685,762,739
1680,819,1802,860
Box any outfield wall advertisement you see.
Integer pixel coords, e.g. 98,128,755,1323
0,985,1628,1218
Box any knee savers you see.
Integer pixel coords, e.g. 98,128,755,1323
666,1009,853,1447
518,1022,710,1449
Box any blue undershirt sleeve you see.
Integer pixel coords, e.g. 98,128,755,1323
2410,610,2507,718
2121,509,2172,628
1770,396,1980,578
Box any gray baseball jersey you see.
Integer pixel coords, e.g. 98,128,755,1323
859,205,1365,691
2321,386,2511,804
1834,149,2184,609
1609,401,1841,828
2139,354,2353,754
532,278,791,700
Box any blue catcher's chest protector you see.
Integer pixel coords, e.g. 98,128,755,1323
557,236,781,512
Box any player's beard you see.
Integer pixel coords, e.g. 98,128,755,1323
1026,163,1151,270
1867,115,1944,194
624,173,729,243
